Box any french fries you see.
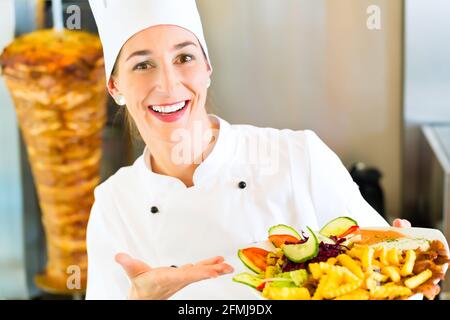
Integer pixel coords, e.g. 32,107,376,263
387,248,401,266
404,269,433,289
400,250,416,276
263,286,311,300
312,274,328,300
303,245,435,300
371,284,412,299
337,254,365,279
381,266,401,282
361,246,374,272
257,239,445,300
334,289,370,300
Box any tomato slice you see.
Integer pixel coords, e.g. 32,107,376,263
269,234,301,248
256,281,267,291
338,225,360,238
241,247,270,272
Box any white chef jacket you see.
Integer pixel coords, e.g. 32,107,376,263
85,114,388,300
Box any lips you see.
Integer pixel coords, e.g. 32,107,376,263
147,100,190,123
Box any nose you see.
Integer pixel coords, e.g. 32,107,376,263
154,62,179,95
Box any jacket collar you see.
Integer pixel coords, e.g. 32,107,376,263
136,114,231,190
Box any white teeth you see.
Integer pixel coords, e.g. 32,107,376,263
150,101,186,113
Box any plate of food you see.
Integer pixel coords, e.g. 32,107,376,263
232,217,449,300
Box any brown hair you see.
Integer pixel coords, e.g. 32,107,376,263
110,52,144,143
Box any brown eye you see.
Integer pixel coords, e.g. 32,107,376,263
133,62,151,70
179,54,194,63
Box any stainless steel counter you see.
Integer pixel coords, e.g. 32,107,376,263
421,125,450,298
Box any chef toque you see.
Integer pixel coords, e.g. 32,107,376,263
89,0,212,85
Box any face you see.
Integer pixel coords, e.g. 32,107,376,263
108,25,212,143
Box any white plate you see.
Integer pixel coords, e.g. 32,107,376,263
236,227,449,300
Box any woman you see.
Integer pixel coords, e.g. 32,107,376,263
86,0,410,300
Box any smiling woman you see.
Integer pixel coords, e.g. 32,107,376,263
107,24,216,187
110,36,212,144
86,0,392,300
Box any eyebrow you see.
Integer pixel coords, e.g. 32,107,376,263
126,41,197,61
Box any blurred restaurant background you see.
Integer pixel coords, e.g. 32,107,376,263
0,0,449,299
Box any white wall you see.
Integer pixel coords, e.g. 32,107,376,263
405,0,450,123
403,0,450,225
198,0,403,220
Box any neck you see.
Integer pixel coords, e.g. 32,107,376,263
145,114,219,187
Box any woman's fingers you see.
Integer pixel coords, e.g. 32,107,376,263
115,253,152,279
183,262,234,284
393,218,412,228
207,262,234,276
179,255,224,269
195,256,225,266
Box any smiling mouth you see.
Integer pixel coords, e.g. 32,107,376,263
148,100,189,114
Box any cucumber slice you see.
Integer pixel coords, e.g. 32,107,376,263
282,227,319,263
269,270,308,287
232,272,264,289
268,224,301,239
269,281,296,288
277,272,293,279
319,216,358,238
289,269,308,286
317,233,336,245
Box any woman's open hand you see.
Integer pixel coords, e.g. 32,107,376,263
115,253,234,300
392,218,412,228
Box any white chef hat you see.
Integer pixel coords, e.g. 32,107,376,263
88,0,212,85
